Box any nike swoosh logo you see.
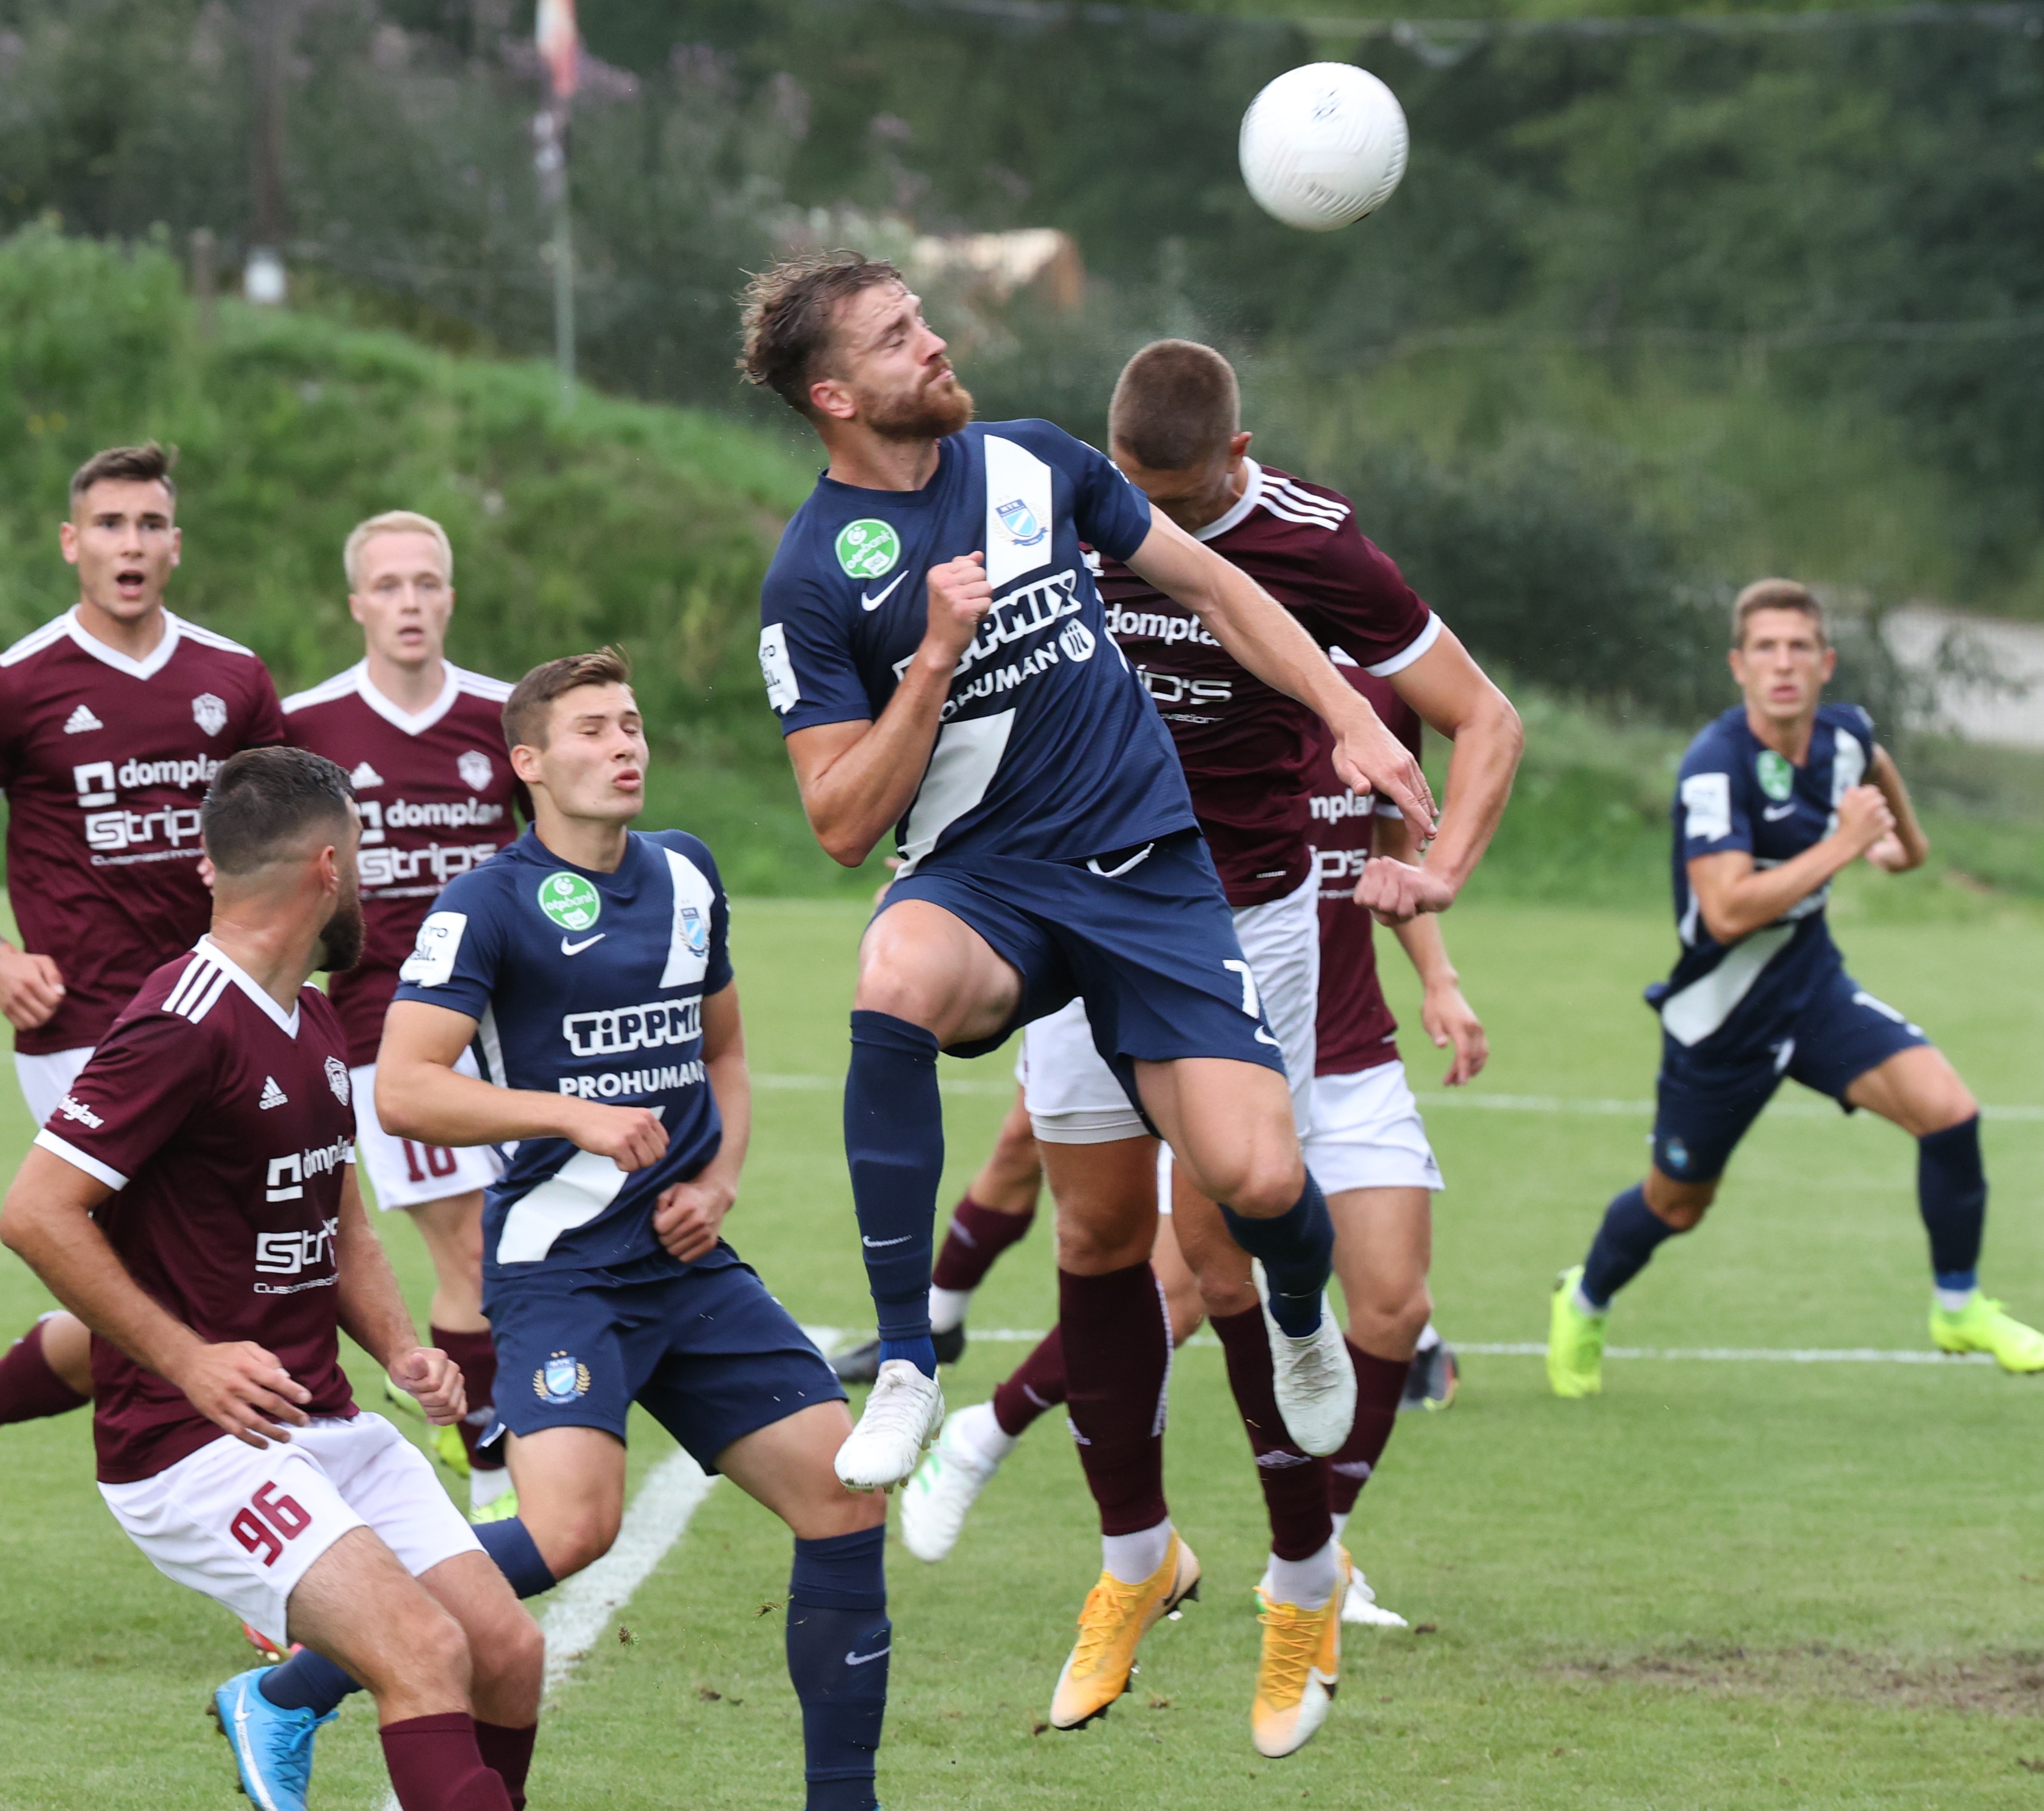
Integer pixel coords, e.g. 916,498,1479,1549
860,572,908,612
1255,1028,1282,1047
560,933,606,955
861,1234,913,1248
1762,803,1797,821
845,1646,891,1666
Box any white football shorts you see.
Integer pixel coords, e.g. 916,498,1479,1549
1019,867,1319,1145
1303,1060,1443,1196
352,1057,504,1212
98,1412,479,1651
14,1045,94,1130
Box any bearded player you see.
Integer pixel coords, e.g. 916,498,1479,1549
284,511,521,1518
1546,580,2043,1392
896,342,1515,1754
253,651,896,1811
0,747,541,1811
0,443,284,1430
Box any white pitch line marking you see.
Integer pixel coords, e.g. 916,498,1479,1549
376,1450,716,1811
753,1075,2044,1121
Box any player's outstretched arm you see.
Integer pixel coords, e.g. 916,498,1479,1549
0,1148,313,1446
330,1167,464,1426
1373,810,1489,1086
785,553,995,866
377,999,668,1171
1365,627,1523,924
1689,783,1896,942
1864,745,1930,873
1122,513,1437,833
653,983,750,1263
0,939,66,1032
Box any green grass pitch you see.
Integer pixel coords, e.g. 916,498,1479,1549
2,895,2042,1808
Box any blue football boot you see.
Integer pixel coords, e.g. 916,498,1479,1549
210,1667,336,1811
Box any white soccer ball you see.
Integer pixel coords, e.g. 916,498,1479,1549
1238,63,1410,232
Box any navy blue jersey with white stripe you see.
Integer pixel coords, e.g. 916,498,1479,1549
757,418,1194,873
392,826,734,1278
1649,703,1875,1058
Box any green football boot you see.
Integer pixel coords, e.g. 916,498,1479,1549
1929,1295,2044,1372
1546,1265,1607,1398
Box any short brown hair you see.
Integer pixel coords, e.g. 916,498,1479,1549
737,252,904,414
70,441,176,506
1108,340,1240,472
202,746,355,876
1733,578,1826,648
503,647,633,751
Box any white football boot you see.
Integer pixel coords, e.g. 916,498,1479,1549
900,1402,1011,1562
1341,1570,1410,1628
834,1359,945,1492
1267,1298,1356,1458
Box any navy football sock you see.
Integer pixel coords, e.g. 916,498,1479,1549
1218,1172,1335,1337
845,1010,945,1375
1580,1183,1680,1310
787,1525,889,1811
1919,1114,1987,1290
475,1516,558,1599
259,1644,359,1713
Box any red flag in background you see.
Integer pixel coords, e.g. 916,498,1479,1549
536,0,579,103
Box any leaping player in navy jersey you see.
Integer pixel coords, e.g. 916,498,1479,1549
1547,579,2044,1394
251,650,895,1811
284,511,522,1521
0,442,285,1436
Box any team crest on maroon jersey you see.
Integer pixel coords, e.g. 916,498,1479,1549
325,1056,350,1104
192,693,229,737
457,749,494,791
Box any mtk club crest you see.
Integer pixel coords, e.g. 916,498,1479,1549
192,693,229,738
678,902,708,958
457,749,494,793
995,495,1047,548
325,1057,350,1105
535,1351,591,1405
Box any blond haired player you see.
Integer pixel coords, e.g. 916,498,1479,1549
284,512,521,1517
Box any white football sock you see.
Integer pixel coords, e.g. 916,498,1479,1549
1414,1321,1442,1355
1265,1539,1338,1612
470,1464,515,1512
1572,1283,1608,1318
929,1286,973,1335
1330,1510,1349,1543
949,1399,1020,1467
1102,1518,1173,1585
1934,1285,1979,1314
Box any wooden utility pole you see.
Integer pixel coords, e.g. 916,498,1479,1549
245,0,291,303
534,0,579,407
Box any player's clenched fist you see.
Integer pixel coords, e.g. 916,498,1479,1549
653,1175,736,1264
0,944,65,1032
1834,784,1896,858
171,1339,313,1448
388,1344,467,1427
1354,855,1455,924
561,1101,669,1172
924,552,994,660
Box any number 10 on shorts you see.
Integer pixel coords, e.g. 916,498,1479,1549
230,1481,313,1567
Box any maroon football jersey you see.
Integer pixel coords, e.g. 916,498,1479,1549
32,939,359,1483
1311,661,1425,1077
282,662,519,1065
0,609,286,1055
1095,460,1437,907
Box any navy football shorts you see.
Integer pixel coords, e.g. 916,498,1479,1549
483,1249,845,1471
1652,963,1928,1185
882,828,1287,1112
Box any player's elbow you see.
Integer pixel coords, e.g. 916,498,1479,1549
375,1066,437,1143
1699,905,1751,945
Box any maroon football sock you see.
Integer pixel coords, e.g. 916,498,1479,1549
1060,1264,1171,1537
1210,1306,1330,1562
474,1721,536,1810
931,1194,1037,1293
1327,1338,1413,1517
432,1326,504,1472
991,1325,1068,1438
0,1318,89,1425
380,1713,514,1811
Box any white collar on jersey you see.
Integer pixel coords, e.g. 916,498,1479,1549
64,603,184,680
352,658,462,736
1192,458,1265,543
193,936,304,1037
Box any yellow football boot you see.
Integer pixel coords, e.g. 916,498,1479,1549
1049,1532,1201,1729
1250,1547,1349,1758
1930,1294,2044,1372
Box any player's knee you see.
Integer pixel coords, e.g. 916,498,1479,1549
1214,1154,1307,1220
543,1506,622,1579
484,1608,545,1701
378,1598,473,1699
1644,1176,1714,1232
